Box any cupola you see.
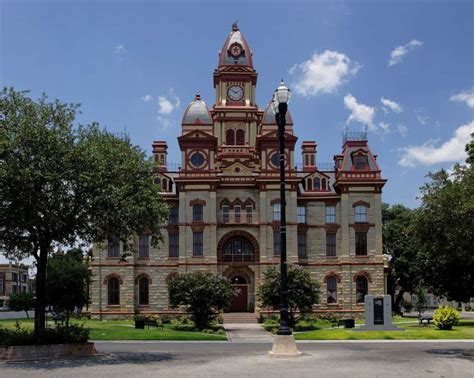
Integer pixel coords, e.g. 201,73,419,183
181,94,213,126
217,23,254,69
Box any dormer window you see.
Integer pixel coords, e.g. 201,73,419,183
313,177,321,190
354,155,368,170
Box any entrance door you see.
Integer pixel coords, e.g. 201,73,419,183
229,275,248,312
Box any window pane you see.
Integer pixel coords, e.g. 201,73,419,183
327,276,337,303
223,206,229,223
355,232,367,255
356,276,368,303
193,232,203,256
273,230,281,256
108,236,120,257
108,277,120,305
326,233,336,256
354,155,367,170
138,278,149,305
236,129,245,145
235,206,241,223
246,206,253,223
298,233,307,259
193,204,203,222
297,206,306,223
325,206,336,223
313,177,321,190
273,203,281,221
355,206,367,222
139,234,149,258
168,207,179,224
169,233,179,257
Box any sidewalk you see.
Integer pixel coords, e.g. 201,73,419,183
224,323,273,343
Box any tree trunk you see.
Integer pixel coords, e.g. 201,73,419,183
393,289,406,314
25,310,29,319
34,243,49,336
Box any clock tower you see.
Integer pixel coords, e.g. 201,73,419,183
211,23,260,166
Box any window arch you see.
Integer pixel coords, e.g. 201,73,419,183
354,205,368,222
327,276,337,304
236,129,245,145
356,276,368,304
226,129,235,145
138,277,149,306
223,238,253,263
313,177,321,190
107,277,120,305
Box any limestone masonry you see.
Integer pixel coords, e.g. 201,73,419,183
90,24,388,319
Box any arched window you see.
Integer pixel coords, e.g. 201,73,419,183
313,177,321,190
327,276,337,304
154,177,161,187
321,178,327,191
236,129,245,145
272,203,281,221
307,178,312,191
162,179,167,192
355,205,367,222
138,277,149,306
356,276,368,304
107,277,120,305
223,238,253,262
226,129,235,145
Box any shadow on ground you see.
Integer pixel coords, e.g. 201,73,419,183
1,352,174,370
425,348,474,361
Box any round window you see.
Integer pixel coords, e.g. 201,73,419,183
190,152,206,167
270,152,280,167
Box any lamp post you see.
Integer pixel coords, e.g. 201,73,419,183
268,81,300,357
271,80,292,336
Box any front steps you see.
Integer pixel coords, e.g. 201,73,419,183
223,312,257,323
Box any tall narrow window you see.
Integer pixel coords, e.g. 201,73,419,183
154,177,161,187
355,205,367,222
313,177,321,190
168,207,179,225
354,155,368,170
356,276,368,304
355,231,368,256
169,233,179,257
326,206,336,223
307,178,313,191
193,204,203,222
321,178,327,190
246,206,253,223
236,129,245,145
272,203,281,221
327,276,337,304
193,232,203,256
107,236,120,257
297,206,306,223
107,277,120,305
226,129,235,145
273,230,281,256
138,277,149,306
234,205,241,223
326,233,336,256
297,233,307,259
222,205,229,224
138,234,149,258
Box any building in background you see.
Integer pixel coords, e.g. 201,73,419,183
0,264,31,307
90,24,387,319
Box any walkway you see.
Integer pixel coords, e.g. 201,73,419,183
224,323,274,343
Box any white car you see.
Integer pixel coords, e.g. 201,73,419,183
0,305,10,311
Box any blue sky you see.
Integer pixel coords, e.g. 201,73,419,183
1,0,473,209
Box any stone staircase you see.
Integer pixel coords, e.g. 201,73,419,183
222,312,257,323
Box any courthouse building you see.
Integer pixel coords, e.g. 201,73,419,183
90,24,387,319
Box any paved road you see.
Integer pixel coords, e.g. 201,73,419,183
1,341,473,377
0,311,35,320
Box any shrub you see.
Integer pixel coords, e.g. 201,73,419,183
433,306,460,330
0,324,89,347
161,315,172,324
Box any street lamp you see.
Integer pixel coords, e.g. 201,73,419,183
268,81,301,357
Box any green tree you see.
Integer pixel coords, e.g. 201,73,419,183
413,163,474,303
258,266,320,326
8,292,34,319
46,248,89,327
382,203,423,312
413,286,427,317
465,132,474,164
168,272,234,329
0,88,168,335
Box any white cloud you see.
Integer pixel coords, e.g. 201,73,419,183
450,89,474,109
114,44,127,55
397,124,408,137
290,50,360,96
158,95,180,115
141,95,153,102
156,116,175,130
399,121,474,167
344,94,375,130
388,39,423,66
381,97,403,113
379,122,390,133
416,114,428,125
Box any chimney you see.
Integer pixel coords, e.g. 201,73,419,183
301,141,316,172
152,141,168,171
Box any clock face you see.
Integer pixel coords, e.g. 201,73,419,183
230,43,242,57
227,85,244,101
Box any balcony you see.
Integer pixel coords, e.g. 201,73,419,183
217,211,259,225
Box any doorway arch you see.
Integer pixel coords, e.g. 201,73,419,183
228,274,249,312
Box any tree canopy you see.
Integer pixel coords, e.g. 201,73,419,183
0,88,168,334
258,266,320,326
168,272,234,329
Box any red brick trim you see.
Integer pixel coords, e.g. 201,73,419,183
102,273,123,285
350,223,373,232
324,271,342,283
189,199,206,206
353,271,373,283
352,200,371,208
324,224,340,233
217,230,260,263
135,273,152,285
270,198,281,206
191,223,205,232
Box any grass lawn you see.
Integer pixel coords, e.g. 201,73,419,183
294,320,474,340
0,318,227,341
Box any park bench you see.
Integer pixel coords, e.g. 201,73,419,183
419,316,433,325
144,319,164,330
333,319,355,329
51,312,65,325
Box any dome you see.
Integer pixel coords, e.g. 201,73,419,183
218,23,253,68
181,94,213,125
261,101,293,125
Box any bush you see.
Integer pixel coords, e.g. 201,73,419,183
0,324,89,347
433,306,460,330
161,315,172,324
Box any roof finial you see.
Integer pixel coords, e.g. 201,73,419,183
195,92,201,100
232,21,239,31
